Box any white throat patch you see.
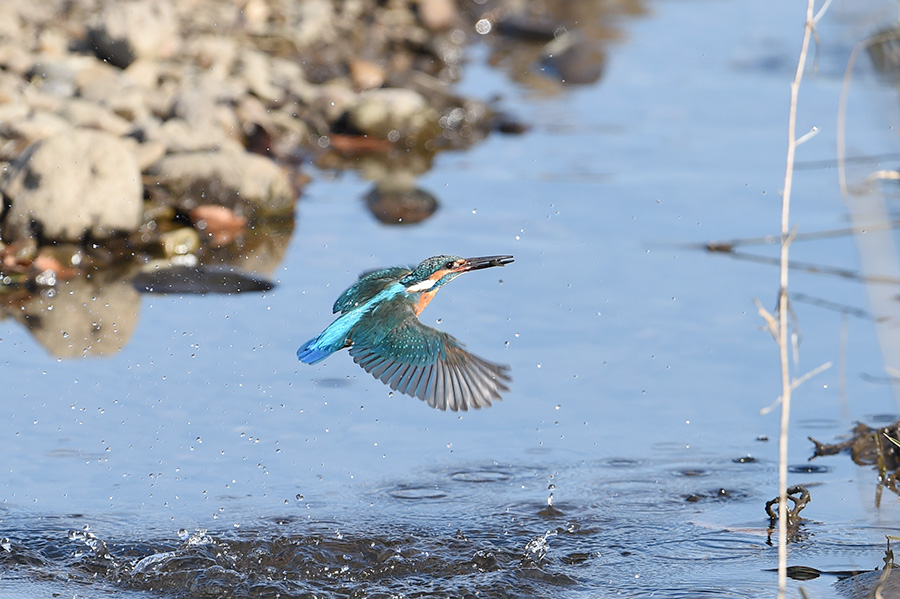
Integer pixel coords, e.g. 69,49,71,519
406,279,436,292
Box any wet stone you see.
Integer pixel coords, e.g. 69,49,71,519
348,88,441,141
0,128,142,241
147,150,295,216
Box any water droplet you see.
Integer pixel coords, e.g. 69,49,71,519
475,18,492,34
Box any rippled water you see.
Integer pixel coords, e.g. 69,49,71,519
0,455,821,598
4,0,900,597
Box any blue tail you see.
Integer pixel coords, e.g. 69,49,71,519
297,335,335,364
298,313,361,364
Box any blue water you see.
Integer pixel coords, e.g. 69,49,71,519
3,0,900,597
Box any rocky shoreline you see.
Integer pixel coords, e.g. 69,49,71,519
0,0,623,354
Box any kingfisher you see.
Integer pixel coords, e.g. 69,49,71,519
297,255,514,411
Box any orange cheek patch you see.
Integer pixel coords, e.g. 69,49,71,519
430,269,451,282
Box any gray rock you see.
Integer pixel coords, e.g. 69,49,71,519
0,109,70,146
74,58,150,120
835,568,900,599
124,137,167,172
154,117,244,154
147,150,295,216
294,0,337,47
88,0,180,68
57,99,133,135
540,31,605,85
184,35,239,74
0,129,143,241
348,88,439,140
237,49,282,101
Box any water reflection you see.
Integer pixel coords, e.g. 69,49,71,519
365,182,439,226
132,265,275,295
1,272,139,358
0,213,291,357
477,0,644,91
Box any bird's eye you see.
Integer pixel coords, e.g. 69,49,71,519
444,261,454,269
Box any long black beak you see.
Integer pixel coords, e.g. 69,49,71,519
458,255,515,273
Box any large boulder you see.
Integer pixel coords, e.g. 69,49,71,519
147,150,295,216
0,128,143,241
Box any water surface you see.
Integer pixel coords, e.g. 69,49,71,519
4,0,900,597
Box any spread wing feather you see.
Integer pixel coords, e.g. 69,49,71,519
348,309,511,411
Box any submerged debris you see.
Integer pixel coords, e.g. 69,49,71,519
765,485,810,531
810,420,900,494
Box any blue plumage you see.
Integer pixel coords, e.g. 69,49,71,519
297,284,402,364
296,255,514,411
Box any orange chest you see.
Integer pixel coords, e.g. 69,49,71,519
413,290,437,315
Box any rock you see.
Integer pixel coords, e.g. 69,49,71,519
160,227,201,257
0,3,24,42
88,0,180,68
835,568,900,599
240,0,271,35
57,99,133,135
184,35,239,74
152,117,244,154
315,83,359,124
348,88,439,140
237,49,282,101
294,0,337,48
147,150,295,216
417,0,458,32
540,31,605,85
125,138,167,172
190,204,248,246
0,109,70,146
0,44,32,77
74,59,149,120
0,129,143,241
350,59,386,91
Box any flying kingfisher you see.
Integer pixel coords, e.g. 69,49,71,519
297,255,514,411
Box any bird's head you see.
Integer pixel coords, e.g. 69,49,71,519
400,255,514,293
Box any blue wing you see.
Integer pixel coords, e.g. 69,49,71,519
299,281,407,364
347,306,511,411
332,267,410,314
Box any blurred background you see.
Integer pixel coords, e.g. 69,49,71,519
2,0,900,597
